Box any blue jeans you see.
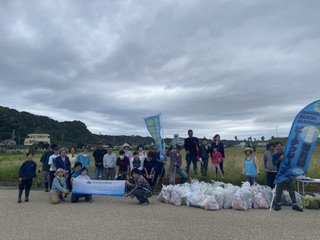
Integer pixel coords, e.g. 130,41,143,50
169,167,188,185
95,167,106,180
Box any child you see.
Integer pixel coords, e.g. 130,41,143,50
211,146,224,179
199,138,210,177
167,145,188,185
243,147,259,186
143,151,155,188
71,167,93,203
125,168,152,205
130,151,143,172
50,168,70,204
18,152,37,203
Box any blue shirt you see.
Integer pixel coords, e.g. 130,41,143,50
244,156,257,176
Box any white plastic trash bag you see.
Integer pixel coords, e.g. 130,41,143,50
232,187,252,211
198,196,219,211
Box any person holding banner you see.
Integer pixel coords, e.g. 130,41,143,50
273,142,303,212
71,167,93,203
184,129,199,175
125,168,152,205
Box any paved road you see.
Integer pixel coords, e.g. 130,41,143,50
0,188,319,240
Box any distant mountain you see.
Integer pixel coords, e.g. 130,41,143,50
0,106,154,148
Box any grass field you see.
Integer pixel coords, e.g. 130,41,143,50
1,146,320,189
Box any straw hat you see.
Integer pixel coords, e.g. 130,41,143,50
244,147,253,153
122,143,131,148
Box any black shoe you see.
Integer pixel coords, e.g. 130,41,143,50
18,199,22,203
274,205,281,211
25,198,29,202
141,200,149,206
292,205,303,212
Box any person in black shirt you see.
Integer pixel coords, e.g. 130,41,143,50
18,152,37,203
40,144,56,192
184,129,199,174
199,138,210,177
143,151,155,188
93,141,107,180
152,145,166,185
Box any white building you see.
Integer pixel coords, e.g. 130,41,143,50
24,133,51,146
171,134,184,146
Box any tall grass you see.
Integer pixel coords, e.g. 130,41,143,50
1,147,320,188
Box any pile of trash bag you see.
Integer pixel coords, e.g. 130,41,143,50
158,179,302,211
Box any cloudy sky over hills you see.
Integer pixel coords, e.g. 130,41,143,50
1,0,319,140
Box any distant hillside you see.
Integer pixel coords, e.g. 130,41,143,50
0,106,154,147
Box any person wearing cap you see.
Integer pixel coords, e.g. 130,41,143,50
263,142,277,188
75,146,91,171
122,143,132,159
184,129,199,175
18,152,37,203
50,168,70,204
48,146,60,189
40,144,57,192
93,141,107,180
243,147,259,186
55,148,72,191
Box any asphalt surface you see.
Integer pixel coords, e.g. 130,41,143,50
0,188,319,240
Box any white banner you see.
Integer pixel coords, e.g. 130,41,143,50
72,179,125,196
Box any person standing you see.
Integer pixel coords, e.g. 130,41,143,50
93,141,107,180
143,151,155,188
273,142,303,212
18,152,37,203
184,129,199,174
116,150,130,180
211,146,224,179
199,138,210,177
167,145,188,185
152,145,166,185
103,146,117,180
263,142,277,188
55,148,72,191
243,147,258,185
122,143,132,159
76,146,91,172
40,144,56,192
211,134,225,174
67,147,78,168
48,147,60,189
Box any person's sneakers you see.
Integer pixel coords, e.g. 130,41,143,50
141,200,149,206
292,205,303,212
274,204,281,211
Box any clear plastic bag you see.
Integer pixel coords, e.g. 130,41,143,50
198,196,219,211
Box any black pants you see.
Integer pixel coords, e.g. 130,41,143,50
266,172,277,188
71,194,92,203
201,158,209,176
19,179,32,191
153,169,165,185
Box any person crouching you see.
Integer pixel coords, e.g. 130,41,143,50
50,168,70,204
125,168,152,205
71,167,93,203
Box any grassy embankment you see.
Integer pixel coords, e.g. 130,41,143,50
1,147,320,190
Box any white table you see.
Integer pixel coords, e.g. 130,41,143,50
296,178,320,197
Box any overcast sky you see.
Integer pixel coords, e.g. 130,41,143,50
1,0,319,140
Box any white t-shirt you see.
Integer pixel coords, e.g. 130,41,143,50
48,154,60,171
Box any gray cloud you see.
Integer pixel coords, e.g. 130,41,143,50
1,0,320,140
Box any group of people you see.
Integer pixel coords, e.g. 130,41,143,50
17,130,303,211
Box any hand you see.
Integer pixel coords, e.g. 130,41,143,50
199,158,202,161
19,177,22,182
66,189,70,194
279,154,284,160
124,194,129,197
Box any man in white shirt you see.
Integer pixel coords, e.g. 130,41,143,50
103,146,117,180
48,147,60,189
